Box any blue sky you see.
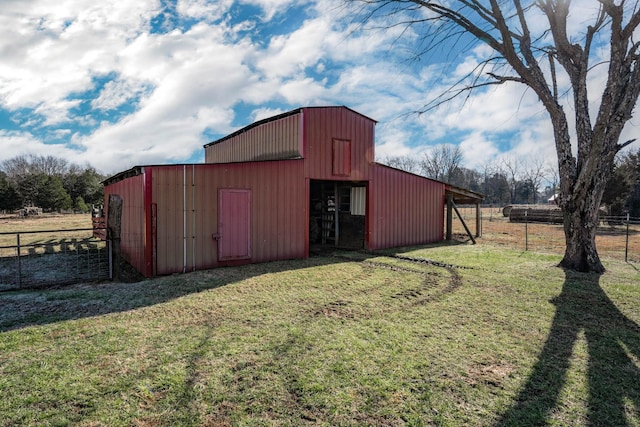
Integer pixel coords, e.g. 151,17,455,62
0,0,637,176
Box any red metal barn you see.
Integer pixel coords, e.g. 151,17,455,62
103,106,482,277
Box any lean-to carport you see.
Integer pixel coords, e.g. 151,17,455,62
445,184,484,243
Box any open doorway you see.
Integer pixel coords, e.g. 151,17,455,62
309,180,366,250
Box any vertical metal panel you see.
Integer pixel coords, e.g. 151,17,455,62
144,168,154,277
149,160,306,275
369,164,445,250
303,107,375,181
152,165,185,275
205,113,302,163
218,189,251,260
191,165,218,270
332,139,352,176
104,173,147,275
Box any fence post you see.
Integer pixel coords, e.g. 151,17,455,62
16,233,21,288
108,231,113,280
525,210,529,251
625,212,630,262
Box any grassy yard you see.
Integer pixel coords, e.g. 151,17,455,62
1,243,639,426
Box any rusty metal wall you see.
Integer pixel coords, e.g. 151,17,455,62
368,164,445,250
303,107,375,181
150,160,307,276
104,173,147,274
204,113,302,164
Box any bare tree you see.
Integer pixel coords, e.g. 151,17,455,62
523,157,548,204
546,163,560,198
381,155,420,173
349,0,640,272
2,154,69,181
479,159,495,194
1,155,32,183
30,155,68,177
420,144,463,183
502,156,521,204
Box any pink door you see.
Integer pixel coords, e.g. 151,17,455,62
218,189,251,261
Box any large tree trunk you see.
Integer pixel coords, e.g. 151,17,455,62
546,93,611,273
349,0,640,273
559,189,605,273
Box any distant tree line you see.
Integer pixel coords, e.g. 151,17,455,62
0,155,105,213
604,150,640,217
381,145,640,217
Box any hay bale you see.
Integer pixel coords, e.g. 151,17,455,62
509,207,564,224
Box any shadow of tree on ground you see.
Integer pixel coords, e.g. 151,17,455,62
0,256,347,332
497,270,640,426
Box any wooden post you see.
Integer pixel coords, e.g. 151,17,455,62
476,202,481,238
107,194,123,280
16,233,21,289
452,202,476,244
446,194,453,240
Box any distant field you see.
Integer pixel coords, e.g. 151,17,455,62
453,206,640,262
0,214,107,289
0,213,92,231
0,213,93,247
2,209,637,261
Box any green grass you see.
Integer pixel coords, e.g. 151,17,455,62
1,244,639,426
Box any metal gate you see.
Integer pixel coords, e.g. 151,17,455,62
0,228,112,291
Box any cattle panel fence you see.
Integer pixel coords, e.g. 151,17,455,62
0,228,111,291
451,206,640,264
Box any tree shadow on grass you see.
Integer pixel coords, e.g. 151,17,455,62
0,256,348,333
496,270,640,426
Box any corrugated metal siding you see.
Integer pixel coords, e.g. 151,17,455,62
151,160,306,275
218,189,251,260
369,164,445,250
152,165,187,275
104,173,147,274
332,139,351,176
303,107,375,180
205,113,302,163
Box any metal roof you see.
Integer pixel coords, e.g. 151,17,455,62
373,163,485,204
102,166,145,186
445,184,484,204
203,106,377,148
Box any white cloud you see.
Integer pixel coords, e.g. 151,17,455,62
92,79,151,111
239,0,307,21
279,78,327,105
256,18,330,79
0,0,157,114
176,0,233,22
458,133,500,169
0,0,636,180
251,107,288,122
34,99,83,127
374,126,426,161
0,130,83,163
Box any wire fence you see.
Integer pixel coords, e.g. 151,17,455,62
0,228,111,291
452,206,640,264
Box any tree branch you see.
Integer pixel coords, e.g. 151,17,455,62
486,72,525,83
548,52,559,100
622,4,640,39
618,139,637,150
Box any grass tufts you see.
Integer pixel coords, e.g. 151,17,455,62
0,244,639,426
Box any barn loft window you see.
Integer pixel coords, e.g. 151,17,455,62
332,138,351,176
